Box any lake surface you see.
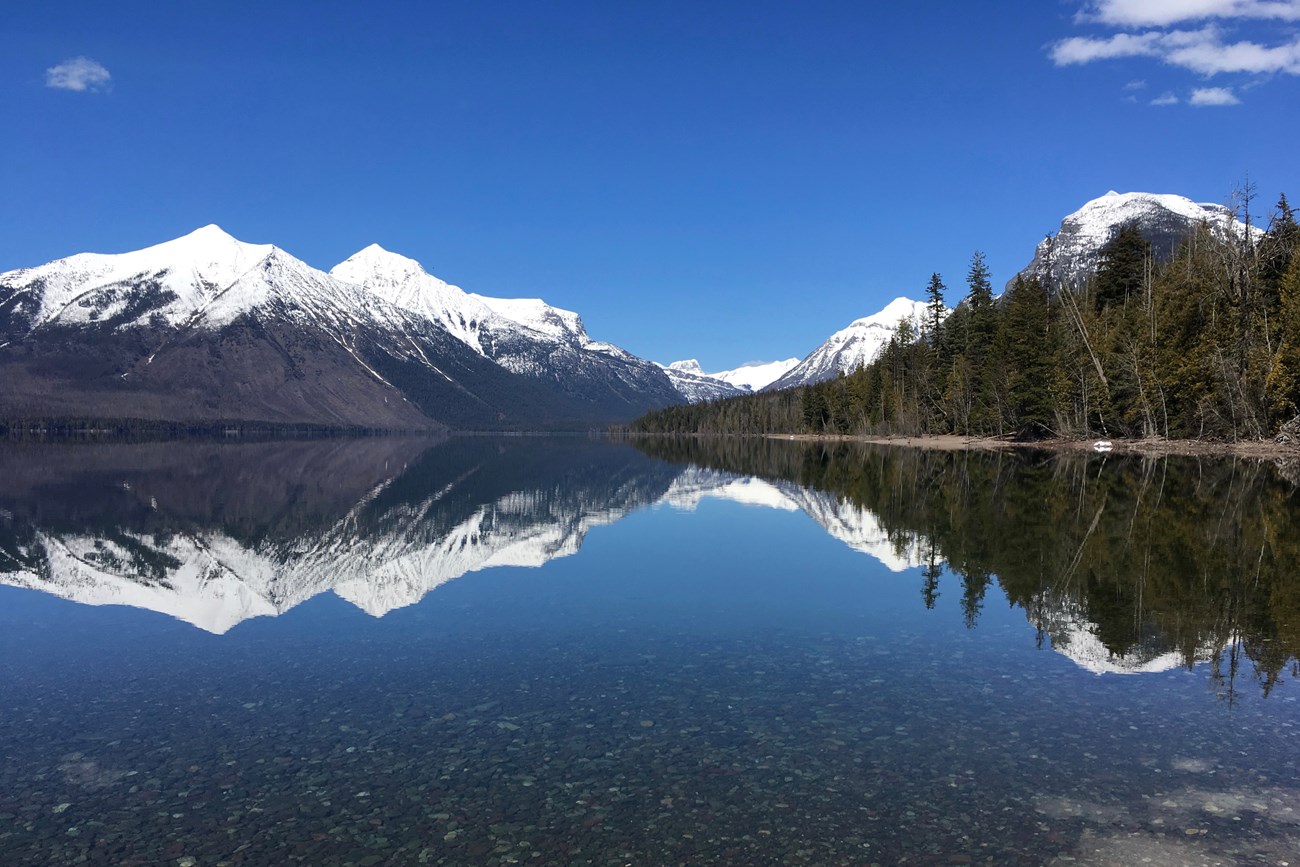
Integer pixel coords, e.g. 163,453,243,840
1,435,1299,866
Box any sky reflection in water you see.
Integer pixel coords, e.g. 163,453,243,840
1,436,1298,866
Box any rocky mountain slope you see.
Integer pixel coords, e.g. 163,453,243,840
0,228,680,429
331,245,680,415
1009,190,1256,293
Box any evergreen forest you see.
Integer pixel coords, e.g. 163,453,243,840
630,192,1300,441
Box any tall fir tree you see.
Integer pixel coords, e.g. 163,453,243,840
924,273,947,343
1095,223,1151,311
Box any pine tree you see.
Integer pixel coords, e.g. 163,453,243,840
1004,276,1057,436
1095,223,1151,311
966,251,993,309
924,273,946,343
1266,254,1300,424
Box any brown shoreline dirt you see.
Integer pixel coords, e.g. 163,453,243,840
769,432,1300,461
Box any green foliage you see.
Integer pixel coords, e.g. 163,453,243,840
1094,223,1152,311
630,191,1297,442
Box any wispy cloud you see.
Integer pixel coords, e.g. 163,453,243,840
1079,0,1300,27
45,57,112,93
1124,78,1148,89
1050,2,1300,104
1189,85,1242,104
1151,91,1180,104
1051,26,1300,75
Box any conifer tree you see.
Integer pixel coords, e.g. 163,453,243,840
924,273,946,342
1004,276,1057,436
1266,254,1300,423
1095,223,1151,311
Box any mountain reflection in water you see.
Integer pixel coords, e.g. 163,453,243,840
4,435,1300,866
2,434,1300,696
2,435,1299,695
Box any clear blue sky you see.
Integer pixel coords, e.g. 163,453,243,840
4,0,1297,370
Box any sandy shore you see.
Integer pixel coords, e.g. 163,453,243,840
771,433,1300,461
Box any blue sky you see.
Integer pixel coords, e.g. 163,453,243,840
4,0,1297,370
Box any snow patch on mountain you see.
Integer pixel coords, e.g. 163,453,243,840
330,244,497,354
0,225,278,332
710,358,801,391
766,297,935,391
656,360,747,403
1011,190,1260,293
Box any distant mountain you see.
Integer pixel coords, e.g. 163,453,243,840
656,360,748,403
710,358,801,391
0,228,681,430
765,297,933,391
1009,190,1256,293
655,358,800,403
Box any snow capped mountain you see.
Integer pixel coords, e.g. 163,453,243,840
0,224,274,333
1,227,683,429
656,360,748,403
330,243,497,353
765,297,934,391
709,358,801,391
329,243,681,416
1010,190,1257,293
655,358,802,402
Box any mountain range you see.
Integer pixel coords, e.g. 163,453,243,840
0,191,1246,427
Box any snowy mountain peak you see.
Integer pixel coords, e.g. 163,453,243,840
0,225,281,333
334,243,428,283
656,357,801,401
143,224,273,265
1010,190,1254,293
853,296,928,328
765,297,933,392
668,359,704,373
332,243,439,285
473,295,589,345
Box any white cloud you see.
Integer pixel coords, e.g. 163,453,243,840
1189,85,1242,103
45,57,112,92
1051,32,1164,64
1124,78,1149,89
1166,35,1300,73
1151,91,1181,104
1081,0,1300,27
1051,26,1300,75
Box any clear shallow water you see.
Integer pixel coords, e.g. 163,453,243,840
1,436,1298,865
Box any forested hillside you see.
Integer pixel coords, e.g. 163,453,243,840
630,192,1300,441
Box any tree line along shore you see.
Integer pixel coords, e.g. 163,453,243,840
627,193,1300,447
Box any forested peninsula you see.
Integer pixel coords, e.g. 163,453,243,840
628,194,1300,446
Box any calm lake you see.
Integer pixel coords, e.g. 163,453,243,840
1,435,1298,866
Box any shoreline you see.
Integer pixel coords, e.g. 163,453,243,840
768,432,1300,461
